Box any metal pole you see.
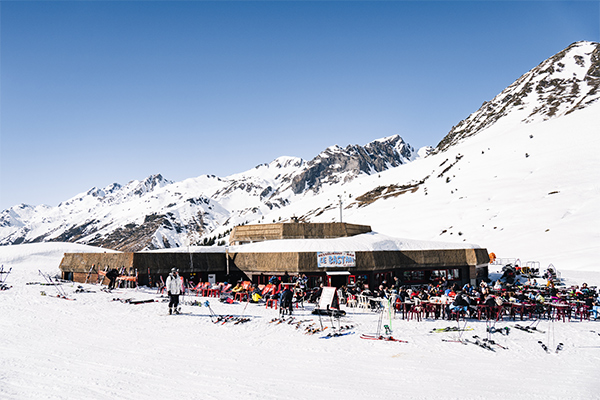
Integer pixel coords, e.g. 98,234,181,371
226,248,230,276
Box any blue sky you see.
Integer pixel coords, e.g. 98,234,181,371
1,1,598,210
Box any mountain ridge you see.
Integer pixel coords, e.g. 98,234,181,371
0,135,415,250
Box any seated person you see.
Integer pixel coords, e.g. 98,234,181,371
232,282,244,293
308,284,324,303
374,284,387,298
448,291,472,318
249,285,262,303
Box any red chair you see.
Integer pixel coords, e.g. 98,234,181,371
574,304,591,321
266,298,278,309
395,298,407,319
477,305,491,320
234,291,248,302
423,302,440,319
510,303,526,321
199,282,212,297
552,303,571,322
407,302,424,322
234,281,252,302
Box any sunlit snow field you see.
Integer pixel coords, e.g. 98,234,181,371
1,243,599,400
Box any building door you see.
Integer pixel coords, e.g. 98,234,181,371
329,275,348,288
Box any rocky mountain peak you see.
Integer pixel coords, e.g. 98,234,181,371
289,136,415,195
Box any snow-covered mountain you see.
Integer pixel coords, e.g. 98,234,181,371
436,41,599,152
0,135,415,251
1,41,598,271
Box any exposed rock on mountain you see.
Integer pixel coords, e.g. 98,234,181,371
436,41,599,153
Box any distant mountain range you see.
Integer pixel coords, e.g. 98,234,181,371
2,41,599,270
0,133,416,250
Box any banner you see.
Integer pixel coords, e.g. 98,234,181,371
317,251,356,268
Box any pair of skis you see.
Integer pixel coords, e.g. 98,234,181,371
203,300,251,325
321,331,355,339
486,326,510,336
443,335,507,351
539,341,564,354
360,334,407,342
464,336,496,352
514,324,545,333
213,315,250,325
114,298,156,305
430,326,474,333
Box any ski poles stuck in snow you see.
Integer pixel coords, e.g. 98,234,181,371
38,270,73,300
0,265,12,290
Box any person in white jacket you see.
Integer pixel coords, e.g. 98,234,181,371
166,268,183,314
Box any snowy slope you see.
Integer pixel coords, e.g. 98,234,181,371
266,102,599,271
0,243,599,400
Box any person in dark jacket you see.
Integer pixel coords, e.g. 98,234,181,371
392,276,402,293
448,291,470,318
106,268,119,290
279,286,294,315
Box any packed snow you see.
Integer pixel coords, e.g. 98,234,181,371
1,243,599,400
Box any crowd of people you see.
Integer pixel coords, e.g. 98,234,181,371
338,272,600,321
177,267,600,321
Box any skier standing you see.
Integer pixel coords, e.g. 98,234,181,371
166,268,183,314
279,286,294,315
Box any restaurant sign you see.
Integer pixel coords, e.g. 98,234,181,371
317,251,356,268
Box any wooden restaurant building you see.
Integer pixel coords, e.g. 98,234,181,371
59,222,489,289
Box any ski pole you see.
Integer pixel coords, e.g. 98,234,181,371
39,270,67,298
1,267,12,284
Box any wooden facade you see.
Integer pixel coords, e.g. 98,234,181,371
59,223,489,288
229,248,489,287
229,222,372,245
59,251,232,286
